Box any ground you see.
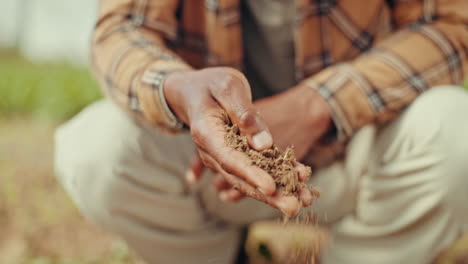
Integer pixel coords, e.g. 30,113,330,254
0,117,143,263
0,52,142,263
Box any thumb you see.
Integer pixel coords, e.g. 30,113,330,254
236,109,273,151
186,152,205,184
212,70,273,151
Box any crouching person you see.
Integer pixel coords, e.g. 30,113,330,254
55,0,468,263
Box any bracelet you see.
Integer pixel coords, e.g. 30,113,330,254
152,71,186,131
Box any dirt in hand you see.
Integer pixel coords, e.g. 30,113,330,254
224,120,320,198
224,117,326,263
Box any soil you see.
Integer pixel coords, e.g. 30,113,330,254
224,119,320,198
225,118,325,263
0,118,141,263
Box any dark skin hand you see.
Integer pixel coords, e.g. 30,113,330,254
255,84,332,161
165,67,331,216
190,83,332,204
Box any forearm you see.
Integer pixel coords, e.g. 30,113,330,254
254,85,332,160
91,0,192,131
302,2,468,142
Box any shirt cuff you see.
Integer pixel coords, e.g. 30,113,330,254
151,71,187,131
304,80,349,143
139,62,192,133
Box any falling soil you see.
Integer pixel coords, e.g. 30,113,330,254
224,119,320,198
224,118,327,263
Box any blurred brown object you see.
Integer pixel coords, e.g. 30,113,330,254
246,220,328,264
433,232,468,264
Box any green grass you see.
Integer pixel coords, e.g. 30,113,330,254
0,52,139,263
0,51,101,121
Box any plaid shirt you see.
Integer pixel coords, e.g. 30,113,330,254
92,0,468,167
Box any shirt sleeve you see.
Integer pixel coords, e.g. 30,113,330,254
302,0,468,142
91,0,192,132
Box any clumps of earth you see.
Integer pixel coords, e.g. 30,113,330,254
224,118,327,263
224,120,320,199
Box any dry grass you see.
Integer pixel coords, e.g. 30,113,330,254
0,117,142,264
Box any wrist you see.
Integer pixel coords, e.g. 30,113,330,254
163,70,195,125
297,84,333,137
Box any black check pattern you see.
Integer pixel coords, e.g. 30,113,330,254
302,0,381,76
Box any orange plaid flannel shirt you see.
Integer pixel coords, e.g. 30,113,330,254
91,0,468,167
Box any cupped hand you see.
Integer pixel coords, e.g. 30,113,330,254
188,154,315,209
165,67,312,216
183,82,332,212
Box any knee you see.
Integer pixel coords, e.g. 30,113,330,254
393,86,468,153
405,85,468,122
384,85,468,197
54,100,143,225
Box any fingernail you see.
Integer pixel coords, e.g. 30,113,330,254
302,192,313,207
278,198,300,216
252,130,272,150
259,186,273,196
186,171,196,184
277,201,290,215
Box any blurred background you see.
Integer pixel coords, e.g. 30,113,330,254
1,1,468,264
0,0,142,263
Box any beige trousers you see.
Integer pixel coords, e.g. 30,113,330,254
55,86,468,264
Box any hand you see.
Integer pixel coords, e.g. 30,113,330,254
187,83,332,205
165,67,309,216
188,154,315,208
255,84,332,161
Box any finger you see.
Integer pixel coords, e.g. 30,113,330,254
213,174,245,202
197,149,265,197
299,187,313,208
195,135,276,195
223,171,301,215
295,162,312,182
210,71,273,151
219,189,245,202
195,134,300,215
186,152,205,184
212,162,301,216
197,150,218,172
212,173,232,191
215,149,276,195
267,195,302,217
